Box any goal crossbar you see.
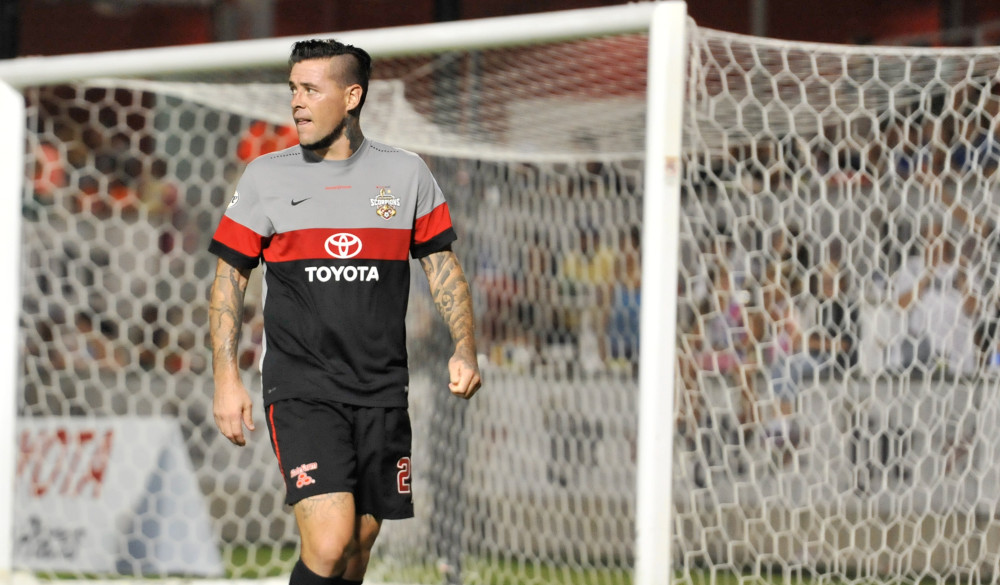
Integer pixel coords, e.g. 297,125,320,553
0,4,659,88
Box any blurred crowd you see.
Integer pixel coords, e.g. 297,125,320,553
671,78,1000,452
17,79,1000,456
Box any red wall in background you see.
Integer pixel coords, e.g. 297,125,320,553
271,0,434,38
19,3,211,56
454,0,620,19
15,0,1000,57
684,0,1000,44
683,0,940,43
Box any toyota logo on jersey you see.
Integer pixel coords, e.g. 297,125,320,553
324,233,363,258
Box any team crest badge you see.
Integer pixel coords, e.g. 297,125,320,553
371,186,400,220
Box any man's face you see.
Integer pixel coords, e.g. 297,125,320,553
289,58,356,151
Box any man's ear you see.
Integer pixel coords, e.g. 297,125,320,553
346,84,363,112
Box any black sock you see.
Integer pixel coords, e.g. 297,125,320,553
290,559,337,585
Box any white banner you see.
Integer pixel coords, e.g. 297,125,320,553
13,417,223,576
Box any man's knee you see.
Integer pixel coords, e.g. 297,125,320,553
299,534,356,576
294,493,358,575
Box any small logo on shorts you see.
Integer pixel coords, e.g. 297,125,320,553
290,462,318,488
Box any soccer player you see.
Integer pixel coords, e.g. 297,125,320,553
207,39,482,585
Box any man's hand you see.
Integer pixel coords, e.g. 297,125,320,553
213,379,255,446
448,349,482,399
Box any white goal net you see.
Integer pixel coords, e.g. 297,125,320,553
677,28,1000,584
5,3,1000,585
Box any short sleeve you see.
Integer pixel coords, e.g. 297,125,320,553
208,163,274,269
410,160,456,258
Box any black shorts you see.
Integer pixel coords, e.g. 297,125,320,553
265,397,414,519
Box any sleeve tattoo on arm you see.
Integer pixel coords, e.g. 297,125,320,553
210,261,252,371
420,251,476,353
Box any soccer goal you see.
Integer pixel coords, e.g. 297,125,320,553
5,2,1000,585
0,4,680,585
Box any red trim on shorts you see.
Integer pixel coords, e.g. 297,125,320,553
269,404,285,478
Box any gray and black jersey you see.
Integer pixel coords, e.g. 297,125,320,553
209,139,457,408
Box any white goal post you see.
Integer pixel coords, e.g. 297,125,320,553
0,78,26,585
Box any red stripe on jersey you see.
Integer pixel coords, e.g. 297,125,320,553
264,228,411,262
213,215,265,258
414,203,453,245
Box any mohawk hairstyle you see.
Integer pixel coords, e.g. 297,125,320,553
289,39,373,115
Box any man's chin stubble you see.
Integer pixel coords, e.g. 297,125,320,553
300,119,346,151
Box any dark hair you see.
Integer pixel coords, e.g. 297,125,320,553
289,39,373,115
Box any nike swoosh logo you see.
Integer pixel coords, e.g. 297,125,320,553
291,198,310,206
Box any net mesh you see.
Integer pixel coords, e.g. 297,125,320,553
676,28,1000,582
12,13,1000,585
